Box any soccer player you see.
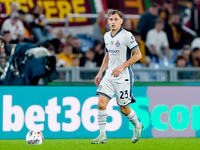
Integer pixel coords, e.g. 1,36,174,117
91,10,143,144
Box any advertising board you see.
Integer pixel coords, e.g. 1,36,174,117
0,86,200,139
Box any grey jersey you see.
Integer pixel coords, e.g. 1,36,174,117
104,28,138,83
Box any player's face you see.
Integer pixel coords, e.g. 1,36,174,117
108,14,123,31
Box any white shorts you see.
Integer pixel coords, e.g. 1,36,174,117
96,77,136,107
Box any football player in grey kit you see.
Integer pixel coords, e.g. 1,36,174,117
91,10,144,144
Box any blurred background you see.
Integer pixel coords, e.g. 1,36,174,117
1,0,200,83
0,0,200,140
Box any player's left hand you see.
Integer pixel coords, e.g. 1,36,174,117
111,66,124,77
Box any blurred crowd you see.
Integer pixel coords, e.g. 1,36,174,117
0,0,200,71
0,2,105,70
134,1,200,68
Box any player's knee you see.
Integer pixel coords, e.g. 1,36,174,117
98,101,106,110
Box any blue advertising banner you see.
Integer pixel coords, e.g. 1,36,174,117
0,86,200,139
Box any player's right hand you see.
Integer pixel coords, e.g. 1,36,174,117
95,73,102,87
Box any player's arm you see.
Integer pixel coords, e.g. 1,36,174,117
95,52,109,86
122,46,142,69
98,52,109,74
111,46,142,77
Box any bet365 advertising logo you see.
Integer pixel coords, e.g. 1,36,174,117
1,86,200,139
2,95,121,133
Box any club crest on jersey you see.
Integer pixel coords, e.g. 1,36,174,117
115,40,120,47
110,41,114,45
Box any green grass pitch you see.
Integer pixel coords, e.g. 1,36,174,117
0,138,199,150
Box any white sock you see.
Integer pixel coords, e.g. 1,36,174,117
98,110,107,134
127,109,140,128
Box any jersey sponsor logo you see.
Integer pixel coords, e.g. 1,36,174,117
111,41,114,45
115,40,120,47
107,49,120,53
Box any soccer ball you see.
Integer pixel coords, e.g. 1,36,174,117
26,129,44,145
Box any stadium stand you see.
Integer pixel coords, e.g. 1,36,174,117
0,0,200,84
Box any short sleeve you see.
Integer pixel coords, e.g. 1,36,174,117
126,32,138,50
